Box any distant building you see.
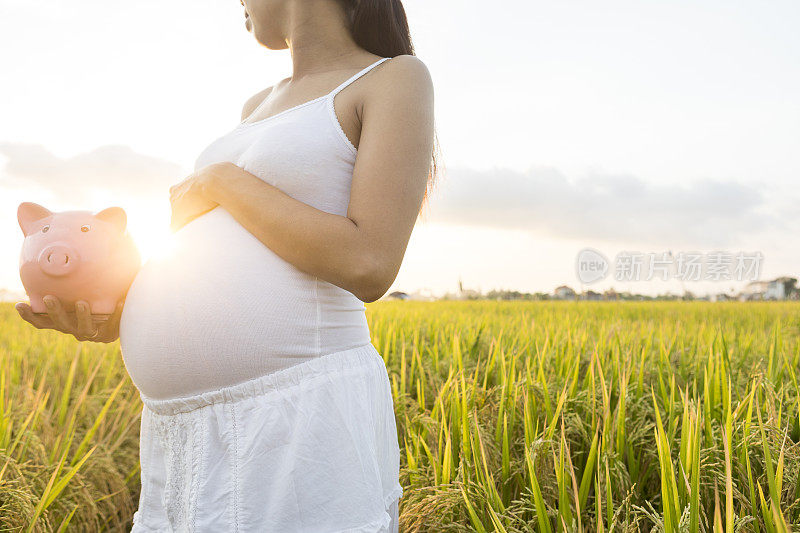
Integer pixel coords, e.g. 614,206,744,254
382,289,439,301
581,290,602,301
766,277,797,300
739,277,797,301
554,285,577,300
386,291,410,301
740,281,769,301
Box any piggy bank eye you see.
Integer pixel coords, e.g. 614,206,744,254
80,224,91,232
41,225,50,233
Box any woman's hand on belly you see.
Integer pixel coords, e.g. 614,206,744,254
169,163,227,232
15,296,125,343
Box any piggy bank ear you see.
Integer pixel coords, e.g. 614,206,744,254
17,202,53,236
95,206,127,233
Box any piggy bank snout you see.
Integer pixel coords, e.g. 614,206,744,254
37,244,81,277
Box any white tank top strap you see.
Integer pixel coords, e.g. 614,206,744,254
328,56,392,99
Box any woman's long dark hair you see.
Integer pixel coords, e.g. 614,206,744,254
344,0,442,213
351,0,413,57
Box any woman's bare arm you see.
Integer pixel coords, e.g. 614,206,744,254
202,55,434,302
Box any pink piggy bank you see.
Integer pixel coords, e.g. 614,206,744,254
17,202,142,316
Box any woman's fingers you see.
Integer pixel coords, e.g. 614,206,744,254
169,174,194,203
169,213,183,232
169,191,186,231
98,300,126,343
16,298,124,343
170,193,218,232
109,300,125,331
15,302,55,330
75,300,95,340
43,295,74,333
170,200,201,232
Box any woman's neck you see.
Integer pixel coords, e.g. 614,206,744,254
283,1,366,79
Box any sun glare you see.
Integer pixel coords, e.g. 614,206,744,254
129,215,178,265
140,232,178,263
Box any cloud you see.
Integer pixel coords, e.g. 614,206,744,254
0,142,181,203
427,166,785,246
1,143,791,249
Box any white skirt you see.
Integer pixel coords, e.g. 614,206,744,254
130,343,403,532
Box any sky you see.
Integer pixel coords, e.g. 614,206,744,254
1,0,798,299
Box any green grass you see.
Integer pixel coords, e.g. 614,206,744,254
1,301,799,531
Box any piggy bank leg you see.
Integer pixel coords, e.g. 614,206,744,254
28,294,49,314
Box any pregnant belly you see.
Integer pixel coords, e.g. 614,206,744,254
119,207,370,400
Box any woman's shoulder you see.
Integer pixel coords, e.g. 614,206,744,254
241,85,275,122
366,54,433,105
380,55,432,86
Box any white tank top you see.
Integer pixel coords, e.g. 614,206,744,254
119,57,392,400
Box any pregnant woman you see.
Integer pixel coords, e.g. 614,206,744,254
15,0,435,530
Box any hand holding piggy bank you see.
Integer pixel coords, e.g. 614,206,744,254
16,202,141,340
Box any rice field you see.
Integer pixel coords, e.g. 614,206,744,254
1,300,799,531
